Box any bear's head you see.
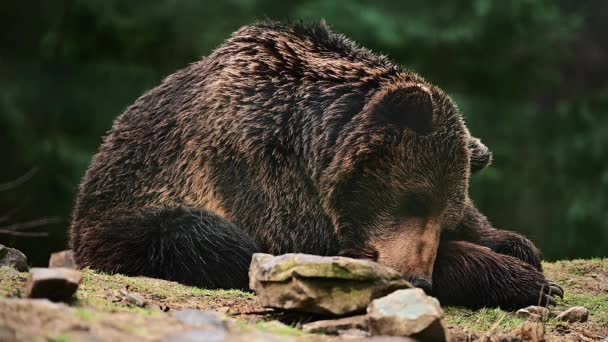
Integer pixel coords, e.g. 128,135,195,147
319,80,491,291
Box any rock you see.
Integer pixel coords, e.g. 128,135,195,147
337,328,369,338
0,325,16,341
49,250,76,269
516,309,542,322
172,310,225,329
0,244,28,271
367,288,447,341
302,315,368,334
125,292,147,307
25,267,82,302
524,305,550,320
161,330,227,342
556,306,589,323
164,310,227,341
249,253,411,315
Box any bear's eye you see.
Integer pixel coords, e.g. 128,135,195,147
396,194,431,218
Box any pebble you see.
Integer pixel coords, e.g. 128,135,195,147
556,306,589,323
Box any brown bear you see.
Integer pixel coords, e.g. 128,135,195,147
70,21,562,310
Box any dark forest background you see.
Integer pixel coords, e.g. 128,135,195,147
1,0,607,266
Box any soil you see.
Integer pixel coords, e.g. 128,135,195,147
0,258,607,341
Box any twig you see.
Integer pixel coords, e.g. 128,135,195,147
0,168,38,191
0,217,62,231
538,284,545,307
0,229,48,237
0,217,61,237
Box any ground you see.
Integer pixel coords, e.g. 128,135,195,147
0,259,606,341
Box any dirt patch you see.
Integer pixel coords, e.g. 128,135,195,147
544,259,608,296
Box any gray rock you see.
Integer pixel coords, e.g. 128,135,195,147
249,253,411,315
25,267,82,302
164,310,228,341
125,292,147,307
302,315,368,334
172,310,225,329
367,288,447,341
337,328,369,339
556,306,589,323
0,244,28,271
49,250,76,269
161,330,227,342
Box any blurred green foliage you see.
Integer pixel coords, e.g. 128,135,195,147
1,0,606,265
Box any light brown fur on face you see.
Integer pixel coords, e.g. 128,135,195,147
372,217,441,283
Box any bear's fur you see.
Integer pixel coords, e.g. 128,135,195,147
70,21,561,310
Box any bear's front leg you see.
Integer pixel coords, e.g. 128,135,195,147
431,240,563,310
449,199,543,271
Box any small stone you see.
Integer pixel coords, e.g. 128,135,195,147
25,267,82,302
516,309,542,322
524,305,550,320
302,315,368,334
125,292,147,307
367,288,447,341
556,306,589,323
171,310,225,329
0,244,28,271
249,253,411,315
49,250,76,269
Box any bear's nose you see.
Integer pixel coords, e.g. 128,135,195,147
410,277,432,294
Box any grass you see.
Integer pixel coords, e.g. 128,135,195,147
1,259,606,340
442,258,608,337
444,307,525,332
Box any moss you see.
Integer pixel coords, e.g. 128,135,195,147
0,266,26,297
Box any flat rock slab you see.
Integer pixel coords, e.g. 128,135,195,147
26,267,82,302
49,250,77,269
302,315,368,334
249,253,411,315
367,288,447,341
0,244,28,272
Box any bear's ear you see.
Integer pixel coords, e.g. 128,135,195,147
369,84,434,135
469,137,493,174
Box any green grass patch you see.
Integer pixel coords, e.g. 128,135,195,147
444,307,525,332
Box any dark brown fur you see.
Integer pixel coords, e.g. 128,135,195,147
70,21,561,309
